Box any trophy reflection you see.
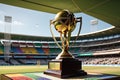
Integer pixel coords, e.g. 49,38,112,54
44,10,87,78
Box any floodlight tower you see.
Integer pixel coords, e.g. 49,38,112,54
4,16,12,62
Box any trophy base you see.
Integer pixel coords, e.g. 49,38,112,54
44,58,87,78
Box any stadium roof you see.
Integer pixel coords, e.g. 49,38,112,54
0,0,120,41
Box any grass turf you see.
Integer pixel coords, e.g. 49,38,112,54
0,65,47,74
0,65,120,79
83,66,120,76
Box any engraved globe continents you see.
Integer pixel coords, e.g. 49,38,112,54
53,10,76,34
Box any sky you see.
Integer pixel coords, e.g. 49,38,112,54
0,3,112,37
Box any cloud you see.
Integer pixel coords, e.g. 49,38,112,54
0,10,6,15
13,21,24,25
0,20,4,24
0,20,24,26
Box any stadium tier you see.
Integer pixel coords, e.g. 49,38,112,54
0,42,4,54
0,46,4,54
0,41,79,55
0,34,120,65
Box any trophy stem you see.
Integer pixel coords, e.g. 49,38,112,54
56,32,74,59
56,48,74,59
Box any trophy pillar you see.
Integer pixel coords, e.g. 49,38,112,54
44,58,87,78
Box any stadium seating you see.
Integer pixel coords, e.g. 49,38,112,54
79,56,120,65
11,47,23,53
18,59,37,65
27,47,38,54
49,48,61,54
42,48,49,55
9,59,20,65
0,46,4,54
0,35,120,65
34,43,42,47
0,59,9,65
26,42,34,47
35,47,44,54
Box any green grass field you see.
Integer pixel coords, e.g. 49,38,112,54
83,66,120,76
0,65,120,79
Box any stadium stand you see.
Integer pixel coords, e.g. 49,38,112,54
78,55,120,65
0,42,4,54
9,59,20,65
0,59,9,65
42,48,49,55
0,33,120,65
35,47,44,54
0,46,4,54
11,47,23,53
34,43,42,47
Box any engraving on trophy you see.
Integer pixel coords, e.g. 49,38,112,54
49,62,60,70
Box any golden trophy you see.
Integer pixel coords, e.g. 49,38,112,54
44,10,87,78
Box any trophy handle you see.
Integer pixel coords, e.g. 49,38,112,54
50,20,62,50
75,17,82,41
71,17,82,46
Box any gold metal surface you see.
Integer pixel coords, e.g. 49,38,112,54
49,62,60,70
50,10,81,59
53,10,76,34
56,47,74,59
